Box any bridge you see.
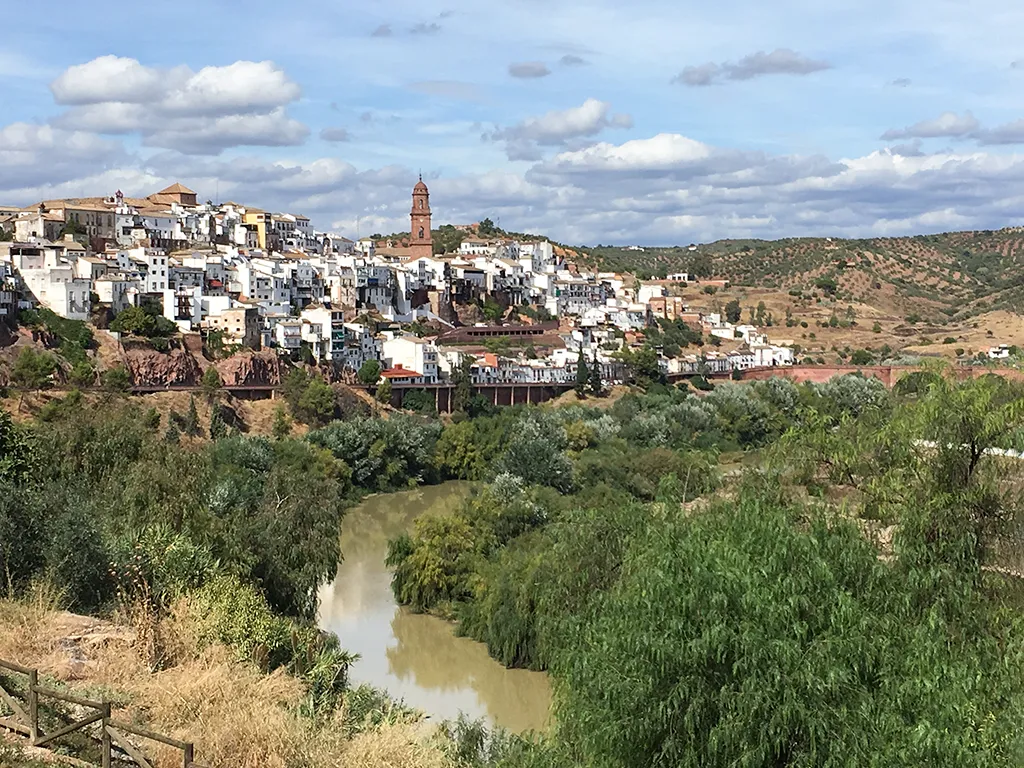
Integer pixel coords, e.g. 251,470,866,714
126,381,579,411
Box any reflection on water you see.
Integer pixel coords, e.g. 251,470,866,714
317,482,552,733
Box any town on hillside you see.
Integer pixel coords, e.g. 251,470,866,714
0,179,796,389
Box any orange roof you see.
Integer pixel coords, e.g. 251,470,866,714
381,364,423,379
156,183,196,195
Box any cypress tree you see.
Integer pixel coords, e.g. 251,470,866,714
589,350,603,396
575,350,589,397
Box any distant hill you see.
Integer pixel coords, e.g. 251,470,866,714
580,229,1024,322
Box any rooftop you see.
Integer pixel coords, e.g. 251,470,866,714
381,364,423,379
155,183,196,196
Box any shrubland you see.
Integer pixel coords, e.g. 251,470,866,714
6,369,1024,766
385,372,1024,767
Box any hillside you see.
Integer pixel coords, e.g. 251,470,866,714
584,228,1024,324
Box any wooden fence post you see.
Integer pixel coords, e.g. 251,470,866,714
101,702,111,768
27,669,38,743
184,742,194,767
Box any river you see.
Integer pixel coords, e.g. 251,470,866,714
317,481,552,733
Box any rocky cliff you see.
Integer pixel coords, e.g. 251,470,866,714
215,350,288,387
123,346,203,386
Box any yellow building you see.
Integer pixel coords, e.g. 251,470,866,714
242,208,273,250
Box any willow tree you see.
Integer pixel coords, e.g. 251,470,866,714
550,493,1024,768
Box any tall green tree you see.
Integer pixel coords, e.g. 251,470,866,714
184,395,202,437
271,406,292,440
376,378,393,405
202,366,223,403
724,299,742,324
588,351,603,396
357,359,382,386
575,350,589,397
298,378,336,426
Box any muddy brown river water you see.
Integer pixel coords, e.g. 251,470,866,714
317,482,552,733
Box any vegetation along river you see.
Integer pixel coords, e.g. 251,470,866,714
317,481,552,733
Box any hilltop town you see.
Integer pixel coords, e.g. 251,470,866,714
0,179,796,393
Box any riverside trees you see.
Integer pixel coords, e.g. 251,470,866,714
392,373,1024,767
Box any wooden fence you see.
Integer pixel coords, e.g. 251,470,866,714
0,659,211,768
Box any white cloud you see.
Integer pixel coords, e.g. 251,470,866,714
487,99,633,160
145,109,310,154
0,122,128,189
7,124,1024,247
975,119,1024,145
880,111,980,140
50,55,170,104
46,56,305,155
161,61,301,116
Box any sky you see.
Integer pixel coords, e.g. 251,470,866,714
4,0,1024,245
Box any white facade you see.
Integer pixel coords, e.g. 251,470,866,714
381,334,439,383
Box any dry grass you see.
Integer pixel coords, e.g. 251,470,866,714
546,384,632,410
0,594,453,768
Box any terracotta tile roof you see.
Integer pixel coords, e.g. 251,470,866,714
155,183,196,195
380,365,423,379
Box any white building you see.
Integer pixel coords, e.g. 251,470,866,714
381,334,439,383
301,304,346,362
94,274,140,313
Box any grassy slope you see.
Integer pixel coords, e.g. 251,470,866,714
0,593,450,768
582,229,1024,358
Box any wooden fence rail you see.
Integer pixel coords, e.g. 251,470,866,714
0,659,211,768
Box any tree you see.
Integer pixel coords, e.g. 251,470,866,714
110,305,156,337
724,299,742,324
755,300,767,325
553,492,1024,767
209,406,228,440
815,275,838,295
11,348,56,410
184,396,202,437
283,368,311,413
201,367,223,403
849,349,874,366
357,359,382,387
0,409,33,485
272,406,292,440
478,217,497,236
298,378,336,426
622,347,662,389
451,357,474,414
101,365,132,393
589,351,604,397
69,360,95,388
143,408,161,431
376,378,393,405
575,350,589,397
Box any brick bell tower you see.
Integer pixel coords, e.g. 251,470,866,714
409,174,433,258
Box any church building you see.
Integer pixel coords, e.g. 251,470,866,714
408,176,433,259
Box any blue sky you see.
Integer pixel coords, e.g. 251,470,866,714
4,0,1024,244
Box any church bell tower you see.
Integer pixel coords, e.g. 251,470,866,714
409,175,433,259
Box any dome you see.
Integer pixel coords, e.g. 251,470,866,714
413,179,429,193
